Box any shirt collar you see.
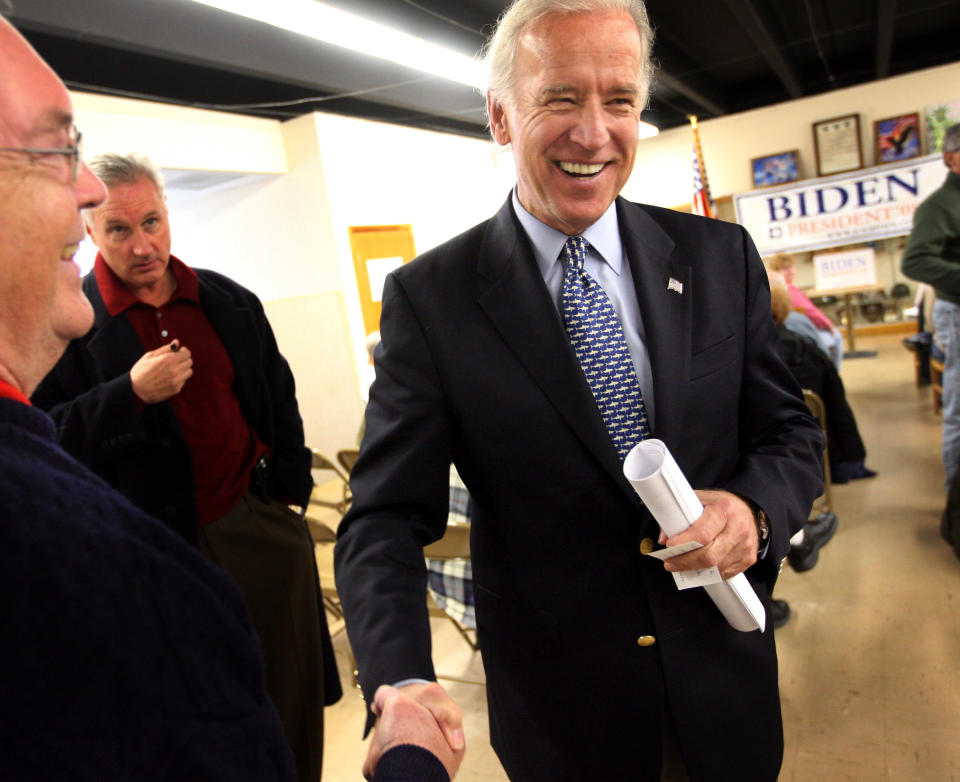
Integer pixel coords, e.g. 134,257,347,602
511,189,623,274
95,253,200,316
0,378,31,405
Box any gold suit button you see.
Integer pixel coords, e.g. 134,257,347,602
639,537,655,555
636,635,656,647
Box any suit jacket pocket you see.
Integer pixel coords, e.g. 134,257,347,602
690,333,739,382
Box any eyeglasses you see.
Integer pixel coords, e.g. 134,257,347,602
0,124,83,181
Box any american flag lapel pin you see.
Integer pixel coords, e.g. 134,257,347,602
667,277,683,294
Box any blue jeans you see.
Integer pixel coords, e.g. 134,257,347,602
815,328,844,373
933,299,960,490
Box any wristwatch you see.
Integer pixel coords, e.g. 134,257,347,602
754,506,770,543
740,495,769,544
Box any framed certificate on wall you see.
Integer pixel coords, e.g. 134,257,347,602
813,114,863,176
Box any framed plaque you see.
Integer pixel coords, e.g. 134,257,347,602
874,113,921,164
812,114,863,176
750,150,800,188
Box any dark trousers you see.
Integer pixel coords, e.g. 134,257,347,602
199,492,325,782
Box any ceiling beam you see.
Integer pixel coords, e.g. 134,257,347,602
875,0,897,79
10,0,485,127
654,70,726,118
721,0,803,99
651,36,728,118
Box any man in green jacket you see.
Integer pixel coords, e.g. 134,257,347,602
902,123,960,489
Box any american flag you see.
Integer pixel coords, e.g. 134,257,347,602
692,151,714,217
689,115,715,218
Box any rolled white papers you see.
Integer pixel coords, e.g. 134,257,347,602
623,439,766,633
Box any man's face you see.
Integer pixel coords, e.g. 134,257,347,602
87,177,172,292
945,148,960,176
487,11,644,235
0,21,105,390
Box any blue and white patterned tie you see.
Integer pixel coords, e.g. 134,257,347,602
562,235,649,459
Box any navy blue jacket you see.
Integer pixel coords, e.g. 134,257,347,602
0,398,295,780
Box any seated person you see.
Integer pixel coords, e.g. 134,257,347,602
783,301,827,350
768,270,876,483
768,252,845,371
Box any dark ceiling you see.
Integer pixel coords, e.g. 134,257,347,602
8,0,960,140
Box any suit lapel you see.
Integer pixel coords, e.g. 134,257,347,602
476,199,635,493
617,199,690,447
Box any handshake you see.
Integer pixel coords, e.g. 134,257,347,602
364,683,465,781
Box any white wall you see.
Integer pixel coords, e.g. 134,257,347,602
168,113,342,301
310,112,516,384
627,61,960,207
75,92,287,174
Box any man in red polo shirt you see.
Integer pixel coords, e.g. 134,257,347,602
33,152,339,782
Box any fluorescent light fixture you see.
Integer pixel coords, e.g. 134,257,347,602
638,121,659,139
187,0,488,89
188,0,660,139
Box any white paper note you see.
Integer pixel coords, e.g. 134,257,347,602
643,541,723,589
623,439,766,632
644,540,703,560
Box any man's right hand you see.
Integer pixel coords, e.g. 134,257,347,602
362,683,465,780
397,681,465,752
130,340,193,404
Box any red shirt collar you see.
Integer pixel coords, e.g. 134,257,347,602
94,252,200,315
0,379,31,405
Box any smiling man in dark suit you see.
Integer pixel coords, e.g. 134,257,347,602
335,1,823,780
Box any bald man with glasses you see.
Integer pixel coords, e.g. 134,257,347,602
0,15,300,780
0,14,464,782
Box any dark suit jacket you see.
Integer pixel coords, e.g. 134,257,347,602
33,268,313,542
335,197,823,782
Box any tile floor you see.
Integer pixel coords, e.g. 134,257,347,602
318,333,960,781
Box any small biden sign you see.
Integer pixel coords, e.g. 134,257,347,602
812,247,876,291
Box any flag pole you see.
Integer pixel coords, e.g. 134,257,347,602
688,114,714,218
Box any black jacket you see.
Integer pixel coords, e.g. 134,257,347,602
776,325,866,464
33,267,312,544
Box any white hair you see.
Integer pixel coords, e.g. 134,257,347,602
482,0,655,117
87,152,165,197
83,152,165,224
